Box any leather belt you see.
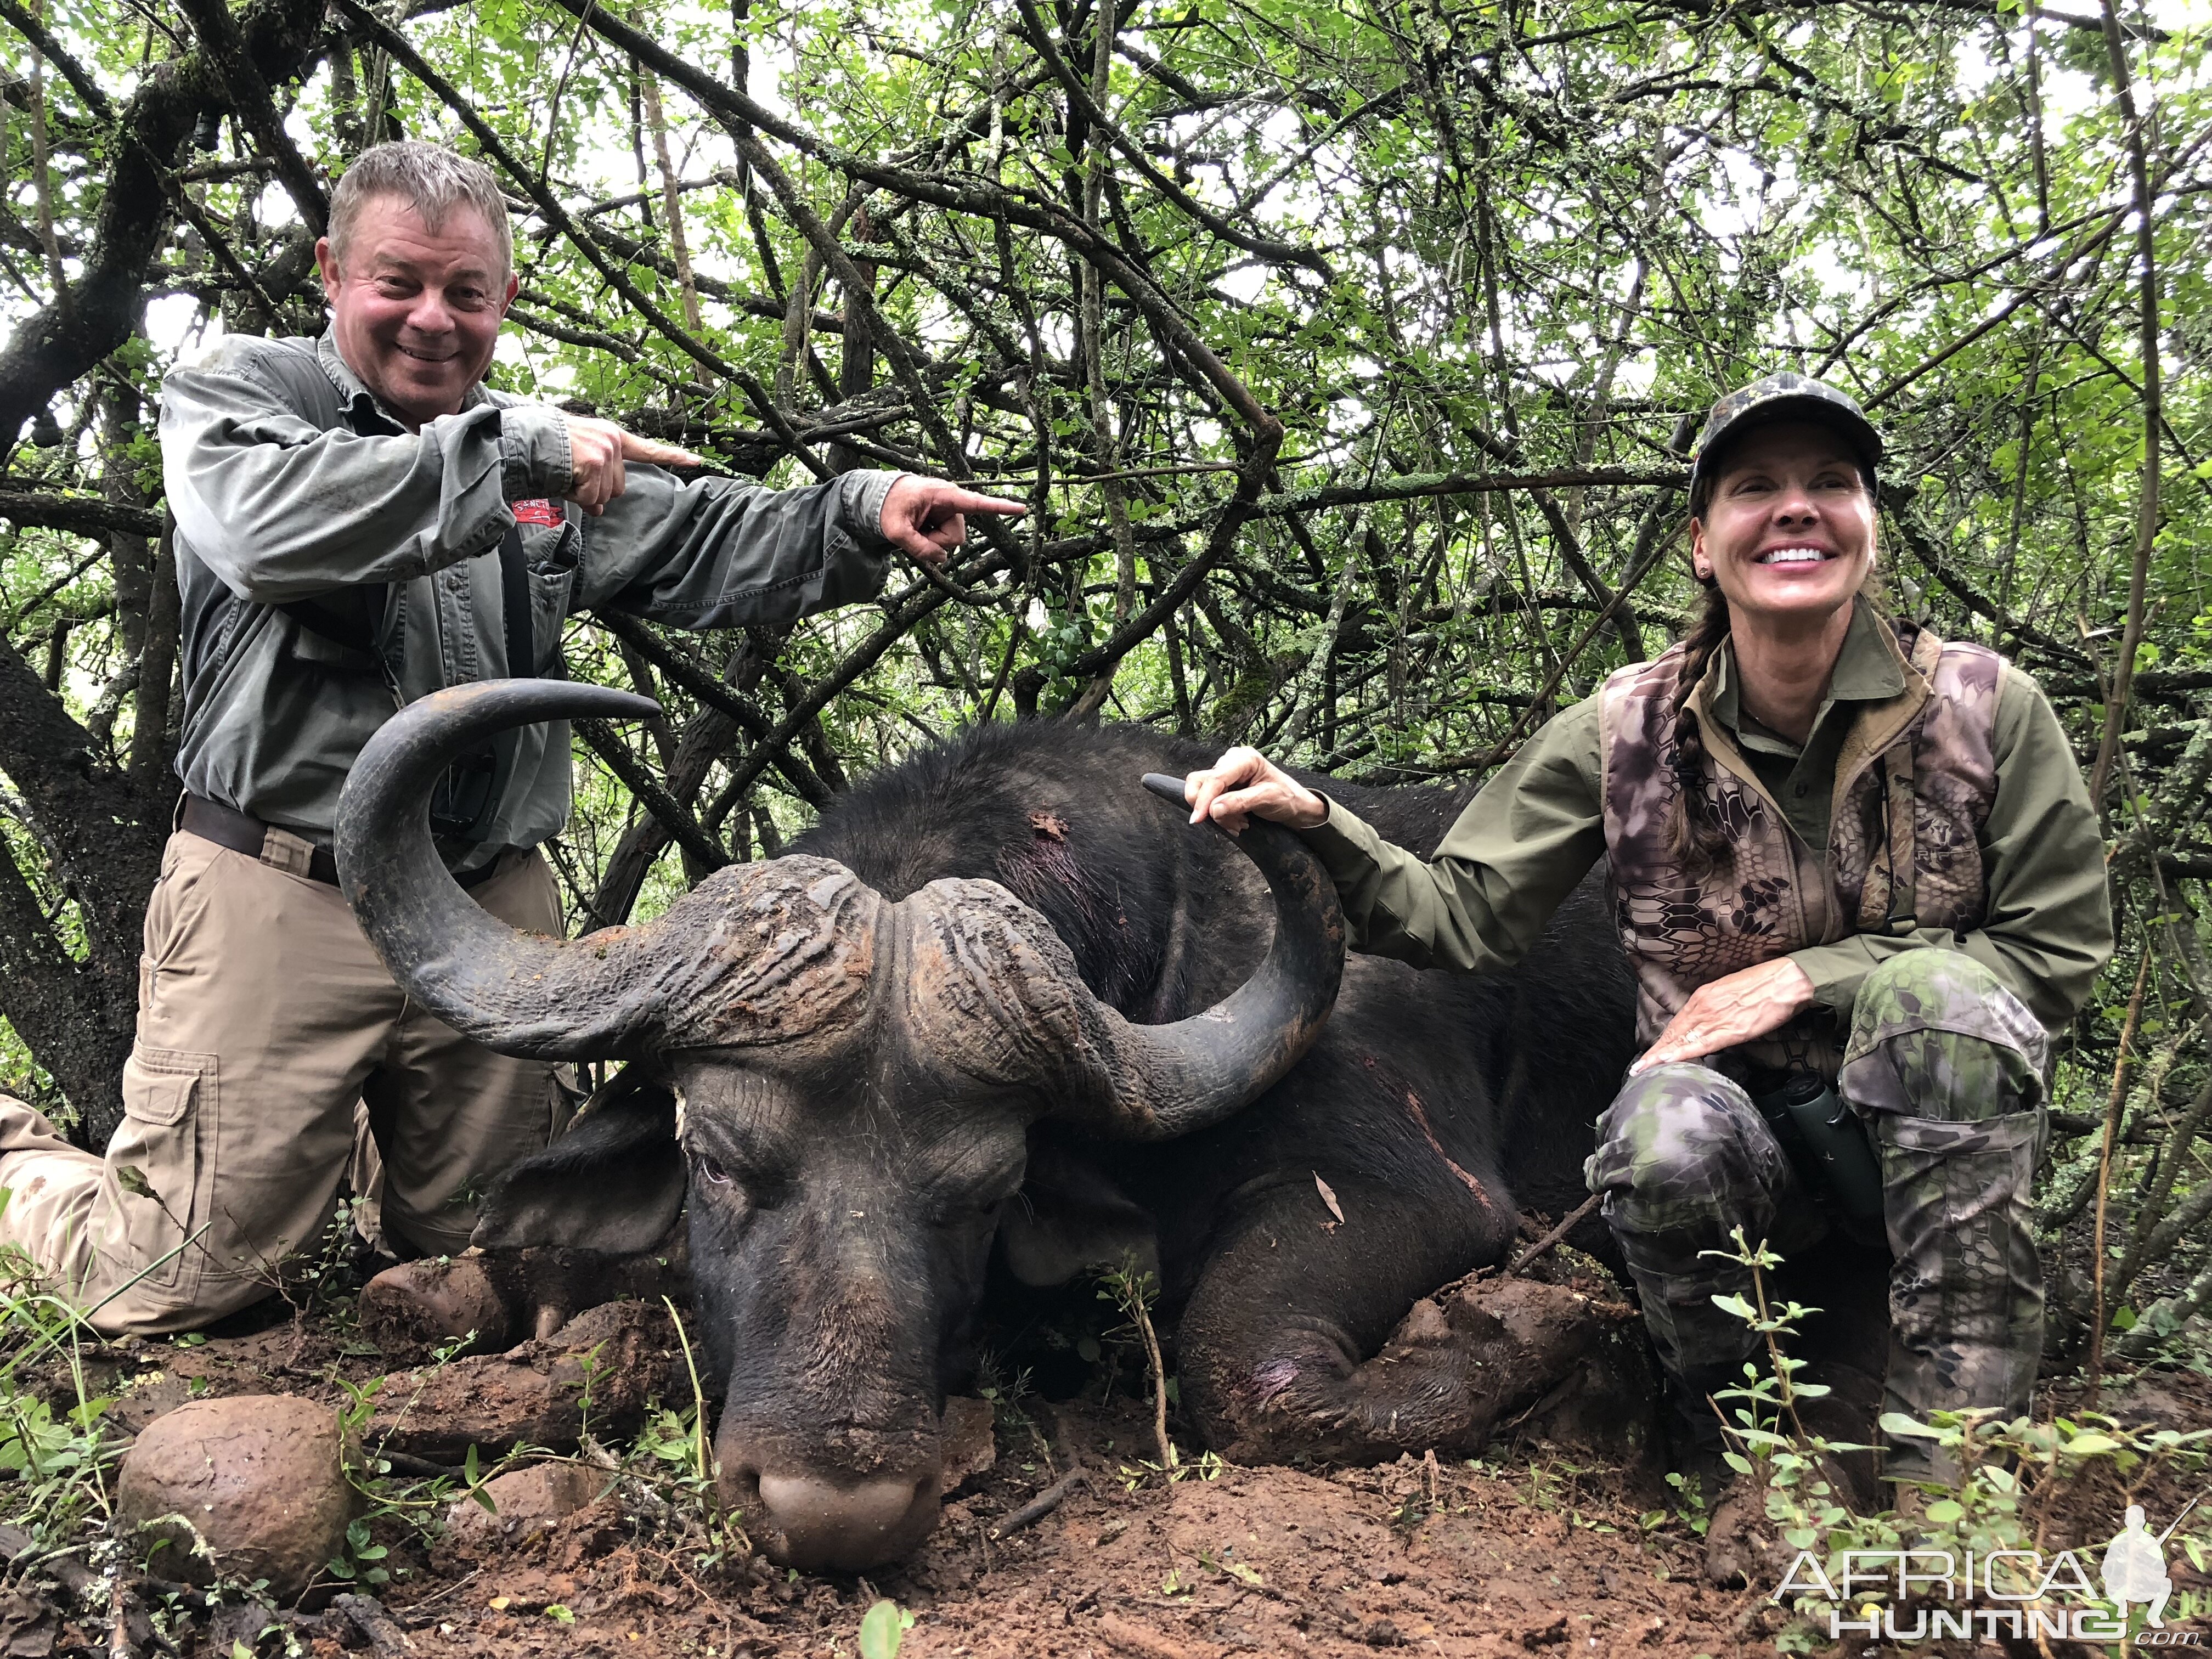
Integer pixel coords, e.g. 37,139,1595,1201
180,793,505,890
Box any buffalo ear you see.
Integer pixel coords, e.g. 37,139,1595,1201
996,1140,1159,1288
472,1069,686,1255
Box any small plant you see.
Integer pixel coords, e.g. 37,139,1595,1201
1115,1446,1226,1491
1662,1469,1710,1536
1097,1259,1178,1479
1697,1228,2212,1643
323,1516,391,1587
575,1339,608,1442
1692,1226,1869,1556
858,1598,913,1658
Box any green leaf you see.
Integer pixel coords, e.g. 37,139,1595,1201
545,1605,575,1624
2061,1432,2124,1457
859,1599,906,1659
1924,1499,1963,1524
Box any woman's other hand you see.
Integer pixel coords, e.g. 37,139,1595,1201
1182,747,1330,833
1630,956,1816,1074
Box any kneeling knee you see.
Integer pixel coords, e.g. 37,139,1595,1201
1859,949,2005,1017
1590,1068,1785,1212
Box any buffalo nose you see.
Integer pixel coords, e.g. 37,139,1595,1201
753,1473,938,1572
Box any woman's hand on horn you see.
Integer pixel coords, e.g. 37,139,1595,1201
1630,957,1817,1075
1183,747,1329,833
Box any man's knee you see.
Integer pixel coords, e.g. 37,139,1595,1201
1588,1064,1790,1234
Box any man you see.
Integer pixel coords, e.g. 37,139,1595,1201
0,141,1022,1334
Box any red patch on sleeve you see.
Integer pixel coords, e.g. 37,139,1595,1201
512,499,562,527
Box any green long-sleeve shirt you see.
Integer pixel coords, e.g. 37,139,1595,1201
1301,609,2114,1032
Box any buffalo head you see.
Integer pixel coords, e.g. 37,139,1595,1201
335,680,1343,1570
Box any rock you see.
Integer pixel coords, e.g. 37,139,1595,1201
938,1397,996,1495
115,1396,354,1598
369,1299,680,1464
0,1587,57,1657
442,1462,608,1551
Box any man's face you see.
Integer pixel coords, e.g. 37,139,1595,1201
315,195,517,428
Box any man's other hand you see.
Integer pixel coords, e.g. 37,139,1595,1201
563,416,706,516
1182,747,1329,833
880,475,1028,563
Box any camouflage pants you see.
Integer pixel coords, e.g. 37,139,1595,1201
1585,950,2049,1481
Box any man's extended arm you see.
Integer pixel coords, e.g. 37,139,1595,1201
160,340,573,604
576,465,904,629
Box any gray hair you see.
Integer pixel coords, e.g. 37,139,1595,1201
328,141,512,275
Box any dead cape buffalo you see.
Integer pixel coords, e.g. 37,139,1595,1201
335,679,1641,1571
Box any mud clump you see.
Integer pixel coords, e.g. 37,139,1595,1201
443,1462,612,1553
359,1243,689,1367
368,1298,680,1464
115,1395,354,1598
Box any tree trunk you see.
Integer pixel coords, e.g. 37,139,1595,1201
0,636,168,1145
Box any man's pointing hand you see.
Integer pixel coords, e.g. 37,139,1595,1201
562,415,706,516
879,474,1028,564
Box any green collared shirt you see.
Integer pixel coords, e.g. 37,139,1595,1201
1301,611,2113,1031
1705,601,1900,851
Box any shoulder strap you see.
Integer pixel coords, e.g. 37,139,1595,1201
499,523,535,677
251,338,389,660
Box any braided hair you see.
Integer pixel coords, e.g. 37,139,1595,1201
1668,577,1735,869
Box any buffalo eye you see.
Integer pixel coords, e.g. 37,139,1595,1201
691,1152,734,1188
939,1194,1006,1229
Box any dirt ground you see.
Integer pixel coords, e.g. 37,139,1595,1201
10,1293,2212,1658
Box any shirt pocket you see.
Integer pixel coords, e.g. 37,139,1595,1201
526,562,577,675
109,1048,215,1297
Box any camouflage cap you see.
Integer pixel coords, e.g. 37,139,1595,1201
1688,371,1883,509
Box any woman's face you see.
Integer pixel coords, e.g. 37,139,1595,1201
1689,421,1876,628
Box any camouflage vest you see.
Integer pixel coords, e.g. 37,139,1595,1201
1596,619,2003,1070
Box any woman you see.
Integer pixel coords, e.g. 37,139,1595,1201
1183,374,2112,1506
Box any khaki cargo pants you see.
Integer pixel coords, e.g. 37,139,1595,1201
0,828,567,1335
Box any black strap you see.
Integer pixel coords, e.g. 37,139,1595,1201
499,523,535,676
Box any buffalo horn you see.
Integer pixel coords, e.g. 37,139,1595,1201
909,783,1346,1140
336,679,674,1059
1053,799,1345,1137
